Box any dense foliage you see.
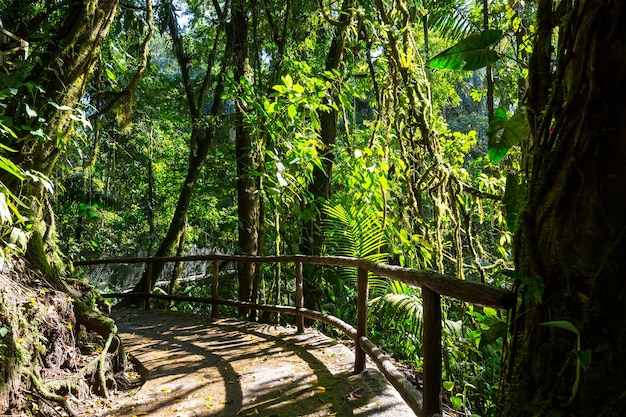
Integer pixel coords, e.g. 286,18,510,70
0,0,565,415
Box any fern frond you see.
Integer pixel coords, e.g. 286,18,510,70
369,293,424,337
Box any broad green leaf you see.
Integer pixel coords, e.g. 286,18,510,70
0,326,9,337
272,84,287,94
483,307,497,317
426,29,503,70
541,320,579,336
282,74,293,89
488,109,528,163
287,104,296,119
443,381,455,392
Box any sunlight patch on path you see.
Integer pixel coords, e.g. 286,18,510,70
103,309,416,417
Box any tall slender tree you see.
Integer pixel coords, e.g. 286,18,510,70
232,0,260,313
123,0,229,299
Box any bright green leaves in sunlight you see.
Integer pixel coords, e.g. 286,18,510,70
426,30,503,71
487,107,528,163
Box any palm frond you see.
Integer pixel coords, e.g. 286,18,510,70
323,200,389,293
428,0,478,42
322,202,386,260
368,293,424,337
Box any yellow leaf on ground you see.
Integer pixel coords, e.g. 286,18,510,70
315,386,326,391
161,387,171,393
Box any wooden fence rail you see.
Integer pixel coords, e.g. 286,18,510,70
76,254,515,417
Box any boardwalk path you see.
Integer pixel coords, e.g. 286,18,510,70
102,309,416,417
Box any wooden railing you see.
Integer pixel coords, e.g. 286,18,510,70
76,254,516,417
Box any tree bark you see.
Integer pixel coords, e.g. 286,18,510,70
1,0,119,286
501,1,626,415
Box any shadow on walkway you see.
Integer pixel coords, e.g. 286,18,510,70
103,309,416,417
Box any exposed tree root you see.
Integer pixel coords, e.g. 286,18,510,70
1,258,130,415
24,368,78,417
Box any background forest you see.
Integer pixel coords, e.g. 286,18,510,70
6,0,618,416
59,1,528,414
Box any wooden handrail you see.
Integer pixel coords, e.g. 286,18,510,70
76,254,515,309
78,254,515,417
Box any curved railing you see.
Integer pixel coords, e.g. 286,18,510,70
76,254,515,417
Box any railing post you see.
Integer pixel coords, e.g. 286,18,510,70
211,260,219,318
355,267,368,373
422,286,442,417
144,259,152,311
295,261,304,333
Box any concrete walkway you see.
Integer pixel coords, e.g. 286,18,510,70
102,309,416,417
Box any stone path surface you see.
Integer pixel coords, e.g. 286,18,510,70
102,309,417,417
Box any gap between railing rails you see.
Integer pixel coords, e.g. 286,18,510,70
76,254,515,417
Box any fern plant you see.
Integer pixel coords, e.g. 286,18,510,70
322,202,389,291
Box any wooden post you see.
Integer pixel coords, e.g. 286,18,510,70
422,286,442,417
144,260,152,311
355,267,368,373
295,261,304,333
211,260,219,318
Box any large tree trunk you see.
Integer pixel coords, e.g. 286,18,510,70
0,2,129,413
501,1,626,415
2,0,119,285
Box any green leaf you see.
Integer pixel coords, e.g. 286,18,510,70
0,142,18,152
105,68,117,81
483,307,497,317
426,29,503,70
443,381,455,392
272,84,287,94
0,325,9,338
488,109,528,163
0,122,18,138
0,156,26,180
287,104,297,119
25,103,37,118
282,74,293,89
541,320,580,336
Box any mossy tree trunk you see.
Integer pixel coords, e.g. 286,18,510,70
3,0,119,281
0,1,131,414
501,1,626,415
